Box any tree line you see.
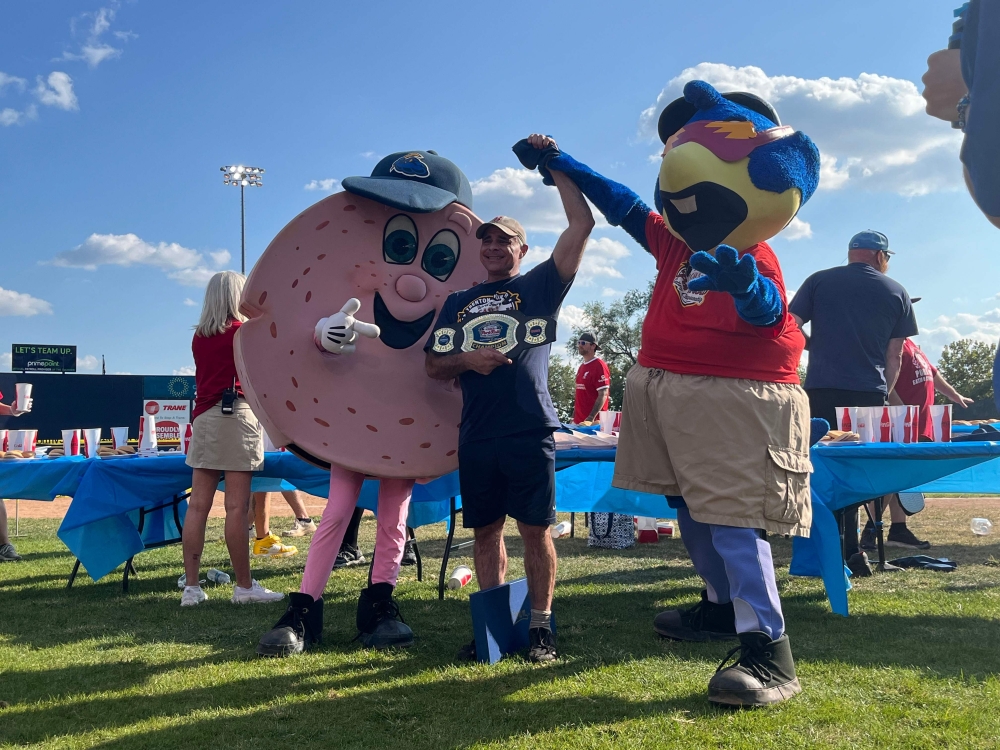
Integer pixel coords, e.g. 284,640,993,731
548,284,997,423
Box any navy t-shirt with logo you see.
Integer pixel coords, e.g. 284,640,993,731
425,257,573,445
790,263,919,394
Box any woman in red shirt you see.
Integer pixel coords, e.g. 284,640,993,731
181,271,284,607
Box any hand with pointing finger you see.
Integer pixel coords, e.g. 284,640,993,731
314,298,380,355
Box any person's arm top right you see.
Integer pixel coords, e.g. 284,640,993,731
933,370,975,407
960,0,1000,227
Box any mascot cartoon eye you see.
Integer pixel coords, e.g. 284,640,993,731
421,229,460,281
383,214,419,265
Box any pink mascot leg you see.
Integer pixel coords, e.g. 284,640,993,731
299,465,365,600
369,478,414,587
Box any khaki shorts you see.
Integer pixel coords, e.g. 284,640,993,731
612,365,812,537
186,400,264,472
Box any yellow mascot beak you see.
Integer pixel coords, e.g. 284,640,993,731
659,141,801,252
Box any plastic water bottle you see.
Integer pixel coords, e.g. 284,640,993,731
447,565,473,590
177,573,207,588
550,521,572,539
971,518,993,536
207,568,231,585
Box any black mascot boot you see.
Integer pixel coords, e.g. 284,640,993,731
256,593,324,657
707,631,802,708
653,590,737,642
356,583,413,649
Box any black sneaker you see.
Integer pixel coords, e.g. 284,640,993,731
456,638,477,662
0,543,21,562
355,586,413,649
654,590,737,642
886,525,931,550
333,545,366,570
859,525,877,552
527,627,557,663
708,631,802,708
400,539,418,567
846,551,873,578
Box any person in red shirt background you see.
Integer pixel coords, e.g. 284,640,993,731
861,332,975,551
573,332,611,425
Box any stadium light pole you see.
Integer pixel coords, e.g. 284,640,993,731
220,165,265,273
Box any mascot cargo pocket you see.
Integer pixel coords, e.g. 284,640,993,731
763,445,812,523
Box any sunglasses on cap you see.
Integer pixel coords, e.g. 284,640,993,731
665,120,795,162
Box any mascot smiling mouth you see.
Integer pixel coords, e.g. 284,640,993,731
373,292,436,350
660,182,748,253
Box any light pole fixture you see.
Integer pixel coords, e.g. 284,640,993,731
220,164,265,273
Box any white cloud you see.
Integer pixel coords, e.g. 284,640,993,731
602,287,623,297
558,304,589,331
360,151,377,159
778,217,813,241
523,237,630,285
0,73,26,92
0,106,37,126
919,308,1000,362
183,298,197,307
173,366,195,376
77,354,100,371
471,168,609,234
0,287,53,316
50,233,230,288
35,72,78,110
57,7,125,68
0,352,11,370
304,178,339,191
639,63,964,198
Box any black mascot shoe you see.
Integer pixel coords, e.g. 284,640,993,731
356,584,414,649
400,539,418,567
256,592,324,657
654,590,737,642
708,631,802,708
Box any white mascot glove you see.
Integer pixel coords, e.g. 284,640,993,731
10,397,32,417
314,298,380,355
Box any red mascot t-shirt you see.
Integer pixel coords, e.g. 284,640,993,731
637,212,804,383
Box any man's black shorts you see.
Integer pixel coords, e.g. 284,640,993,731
458,428,556,529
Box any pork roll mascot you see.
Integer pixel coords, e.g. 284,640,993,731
236,151,484,654
515,81,822,707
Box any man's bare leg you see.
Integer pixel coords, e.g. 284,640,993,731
253,491,271,538
473,517,507,590
281,490,310,519
517,521,556,611
0,500,9,547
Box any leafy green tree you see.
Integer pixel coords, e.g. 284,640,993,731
547,355,578,423
935,338,998,418
566,282,654,411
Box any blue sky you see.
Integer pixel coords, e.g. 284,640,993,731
1,0,996,376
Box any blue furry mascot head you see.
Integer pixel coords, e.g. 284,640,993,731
653,80,820,252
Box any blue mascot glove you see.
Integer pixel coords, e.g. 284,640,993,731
809,418,830,447
687,245,784,327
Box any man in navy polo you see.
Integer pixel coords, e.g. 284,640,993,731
425,134,594,662
790,230,919,575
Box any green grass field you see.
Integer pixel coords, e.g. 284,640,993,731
3,500,1000,749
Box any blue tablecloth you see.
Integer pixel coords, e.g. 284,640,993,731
0,455,92,500
792,441,1000,617
51,449,666,582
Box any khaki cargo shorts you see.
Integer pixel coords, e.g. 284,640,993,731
612,365,812,537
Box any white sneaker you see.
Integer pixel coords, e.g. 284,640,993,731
181,586,208,607
283,519,317,537
231,579,285,604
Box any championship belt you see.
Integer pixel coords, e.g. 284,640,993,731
431,311,557,358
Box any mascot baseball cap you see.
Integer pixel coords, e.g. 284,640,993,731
849,230,891,253
475,215,527,245
342,151,473,213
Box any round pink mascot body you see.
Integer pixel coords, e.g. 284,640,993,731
242,151,484,655
236,152,483,478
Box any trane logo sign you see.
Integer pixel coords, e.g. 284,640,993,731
145,401,188,415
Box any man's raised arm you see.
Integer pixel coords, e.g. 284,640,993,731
525,134,594,283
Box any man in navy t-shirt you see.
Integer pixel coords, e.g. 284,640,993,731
789,229,918,575
425,134,594,662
